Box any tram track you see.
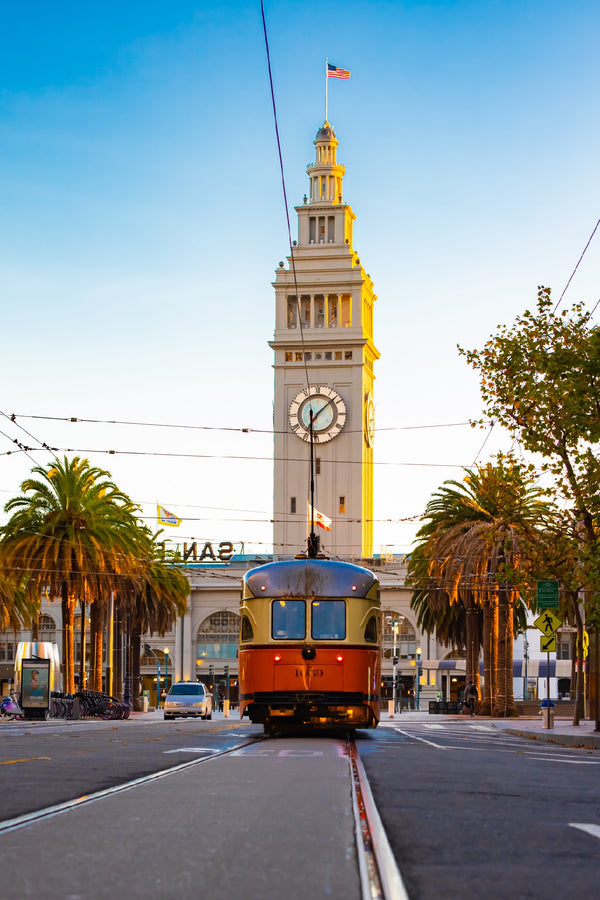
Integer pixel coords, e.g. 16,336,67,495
0,730,407,900
347,734,409,900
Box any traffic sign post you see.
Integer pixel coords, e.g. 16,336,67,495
540,635,556,653
534,608,561,729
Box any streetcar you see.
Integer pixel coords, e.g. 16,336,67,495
238,556,381,733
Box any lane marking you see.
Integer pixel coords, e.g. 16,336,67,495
0,757,51,765
570,823,600,840
393,727,447,749
163,748,217,755
422,724,445,730
526,756,600,765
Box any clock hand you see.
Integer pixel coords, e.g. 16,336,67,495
311,396,336,426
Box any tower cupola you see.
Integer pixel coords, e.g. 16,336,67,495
307,121,345,205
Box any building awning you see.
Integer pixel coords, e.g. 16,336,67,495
411,659,572,678
421,659,465,671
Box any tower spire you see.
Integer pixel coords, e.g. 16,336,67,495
307,122,345,206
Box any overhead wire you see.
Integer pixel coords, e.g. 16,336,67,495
552,215,600,314
10,411,480,434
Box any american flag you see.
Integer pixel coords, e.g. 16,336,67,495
327,63,351,79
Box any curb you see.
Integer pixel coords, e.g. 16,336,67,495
494,724,600,750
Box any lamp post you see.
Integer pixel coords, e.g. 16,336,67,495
386,616,399,716
416,646,422,710
164,648,169,695
144,644,161,710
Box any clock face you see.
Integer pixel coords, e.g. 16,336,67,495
289,386,346,443
365,392,375,447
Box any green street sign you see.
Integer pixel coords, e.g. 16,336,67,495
537,580,559,609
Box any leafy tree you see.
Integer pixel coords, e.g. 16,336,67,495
408,456,552,716
460,287,600,727
0,457,142,693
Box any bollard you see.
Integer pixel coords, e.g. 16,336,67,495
223,699,230,717
388,699,395,718
541,708,554,729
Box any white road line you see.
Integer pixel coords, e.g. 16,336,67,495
393,727,447,749
526,756,600,765
570,823,600,840
422,723,445,730
163,747,217,754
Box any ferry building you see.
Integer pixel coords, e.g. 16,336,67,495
1,121,570,705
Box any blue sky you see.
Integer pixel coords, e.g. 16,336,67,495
1,1,598,555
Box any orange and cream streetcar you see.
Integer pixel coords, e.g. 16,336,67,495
238,557,381,734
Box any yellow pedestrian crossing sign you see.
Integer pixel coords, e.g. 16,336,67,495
578,630,589,659
534,610,562,635
540,634,557,653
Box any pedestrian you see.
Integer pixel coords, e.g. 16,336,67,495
464,680,478,717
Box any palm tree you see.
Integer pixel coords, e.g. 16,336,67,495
408,455,552,716
0,456,142,693
126,530,189,710
0,571,37,631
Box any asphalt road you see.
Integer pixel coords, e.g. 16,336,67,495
2,713,600,898
358,717,600,899
0,724,362,900
0,712,262,820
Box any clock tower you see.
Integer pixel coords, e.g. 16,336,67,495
270,121,379,559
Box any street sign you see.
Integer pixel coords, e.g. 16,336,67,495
537,580,559,608
534,610,562,635
540,634,557,653
578,630,590,659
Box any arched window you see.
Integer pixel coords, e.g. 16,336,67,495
140,647,168,666
197,611,240,660
382,613,416,660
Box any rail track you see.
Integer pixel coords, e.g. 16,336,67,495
0,731,407,900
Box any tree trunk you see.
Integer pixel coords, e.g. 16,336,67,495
493,586,518,717
114,601,123,700
479,598,497,715
573,602,585,726
131,606,143,711
61,582,75,694
79,599,87,691
89,600,104,692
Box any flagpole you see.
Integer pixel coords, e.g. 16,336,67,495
325,57,328,122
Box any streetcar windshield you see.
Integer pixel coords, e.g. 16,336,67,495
311,600,346,640
272,599,306,639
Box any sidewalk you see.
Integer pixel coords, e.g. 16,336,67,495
491,715,600,749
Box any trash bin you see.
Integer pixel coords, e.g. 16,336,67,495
541,708,554,728
429,701,439,714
